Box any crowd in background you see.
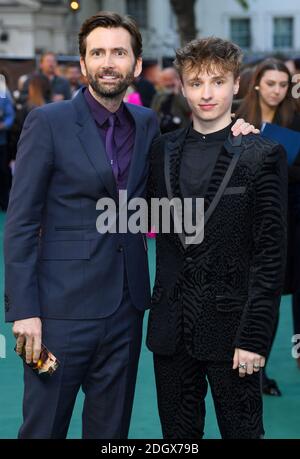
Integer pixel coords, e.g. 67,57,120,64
1,49,300,399
0,51,192,212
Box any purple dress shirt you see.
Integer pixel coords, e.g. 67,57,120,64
84,87,135,190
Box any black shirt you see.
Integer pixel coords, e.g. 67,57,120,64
180,122,232,199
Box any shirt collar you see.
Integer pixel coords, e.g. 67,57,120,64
188,121,234,142
84,86,125,127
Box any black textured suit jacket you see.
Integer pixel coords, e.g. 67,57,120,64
146,127,288,361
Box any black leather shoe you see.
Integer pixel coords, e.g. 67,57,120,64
262,378,282,396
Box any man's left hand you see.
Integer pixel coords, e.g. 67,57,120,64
231,118,260,136
233,348,266,377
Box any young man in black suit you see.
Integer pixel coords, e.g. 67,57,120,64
146,37,288,439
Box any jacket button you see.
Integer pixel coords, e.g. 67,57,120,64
185,257,193,263
118,245,124,252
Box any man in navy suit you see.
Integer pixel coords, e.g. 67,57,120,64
4,12,257,439
4,12,159,439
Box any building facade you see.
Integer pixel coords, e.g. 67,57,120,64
1,0,300,59
0,1,69,57
198,0,300,59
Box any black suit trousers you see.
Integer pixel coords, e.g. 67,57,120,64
153,342,264,439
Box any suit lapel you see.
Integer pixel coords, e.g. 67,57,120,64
204,134,244,226
164,127,190,249
73,92,148,202
73,90,117,200
164,128,244,250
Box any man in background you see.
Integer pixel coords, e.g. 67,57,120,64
151,67,190,133
22,52,71,103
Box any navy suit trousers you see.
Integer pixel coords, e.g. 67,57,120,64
18,282,144,439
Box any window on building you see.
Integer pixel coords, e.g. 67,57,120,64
230,18,251,49
273,17,293,49
126,0,148,29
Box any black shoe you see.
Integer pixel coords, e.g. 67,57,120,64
262,378,282,396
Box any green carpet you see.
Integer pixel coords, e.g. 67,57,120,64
0,211,299,438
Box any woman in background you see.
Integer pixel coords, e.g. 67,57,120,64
237,58,300,395
8,74,52,173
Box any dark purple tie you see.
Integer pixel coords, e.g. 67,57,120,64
106,113,119,183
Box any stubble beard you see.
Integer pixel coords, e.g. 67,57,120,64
87,66,136,100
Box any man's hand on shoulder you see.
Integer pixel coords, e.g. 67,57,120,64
231,118,260,136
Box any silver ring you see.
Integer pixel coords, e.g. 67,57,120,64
253,364,260,369
238,363,247,369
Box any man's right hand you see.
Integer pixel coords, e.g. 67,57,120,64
13,318,42,364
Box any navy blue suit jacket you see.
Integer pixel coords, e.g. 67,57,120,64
4,89,159,322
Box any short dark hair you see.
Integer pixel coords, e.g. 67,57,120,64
40,52,57,63
78,11,142,60
174,36,243,80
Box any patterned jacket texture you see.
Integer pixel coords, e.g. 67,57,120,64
146,127,288,361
